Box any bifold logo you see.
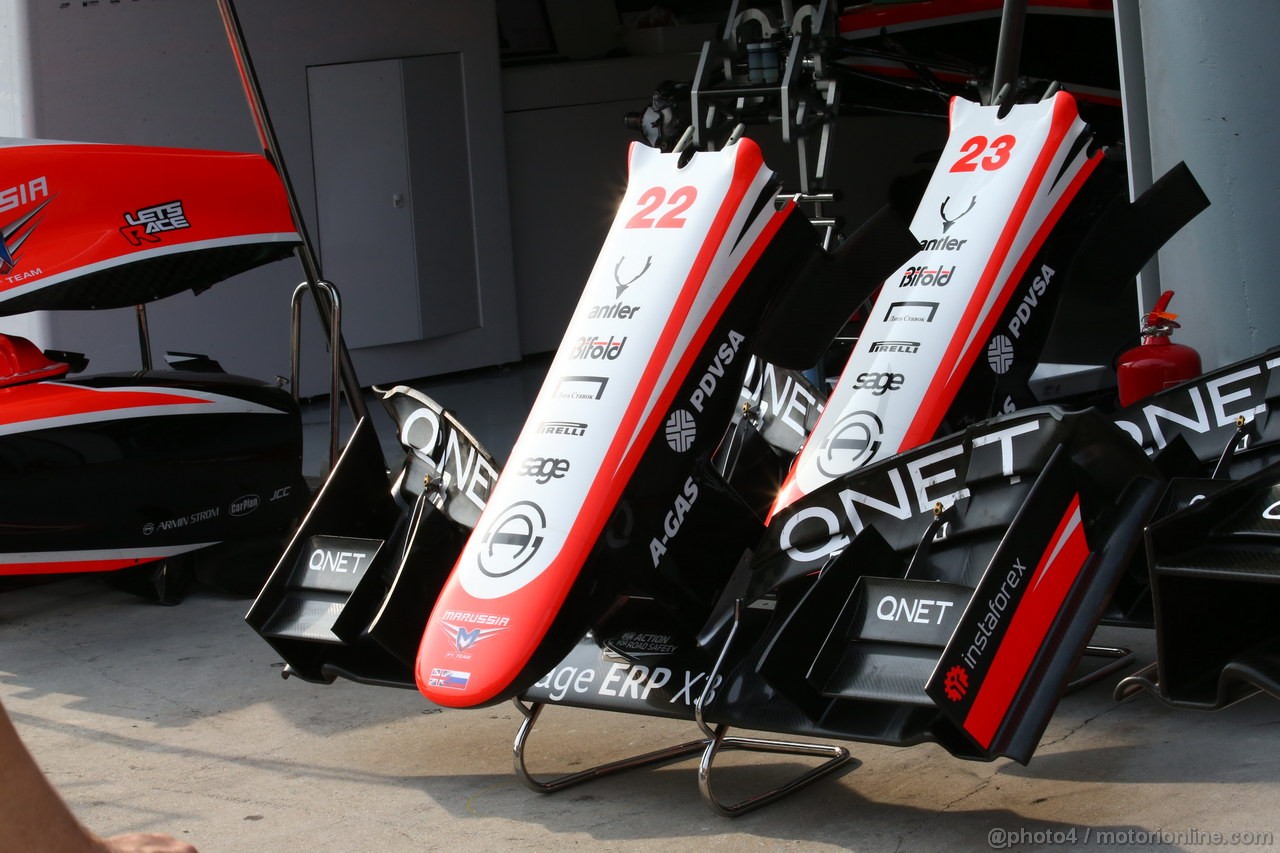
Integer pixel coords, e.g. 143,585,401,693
899,265,955,287
884,301,938,323
571,335,626,360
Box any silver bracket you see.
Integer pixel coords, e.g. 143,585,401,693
692,599,855,816
511,698,708,793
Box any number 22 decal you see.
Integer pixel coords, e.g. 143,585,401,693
949,135,1016,172
626,186,697,228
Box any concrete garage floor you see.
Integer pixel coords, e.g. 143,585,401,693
2,575,1278,853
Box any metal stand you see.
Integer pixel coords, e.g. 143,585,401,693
693,600,855,816
511,699,708,794
510,600,855,815
289,280,345,471
1065,644,1134,694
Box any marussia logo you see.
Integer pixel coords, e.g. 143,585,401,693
0,178,52,276
439,620,506,653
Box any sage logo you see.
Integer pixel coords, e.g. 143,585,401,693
870,340,920,354
665,409,697,452
816,410,883,477
518,456,570,484
853,372,904,396
570,335,626,360
987,335,1014,374
884,301,938,323
477,501,546,577
229,494,260,516
554,375,608,400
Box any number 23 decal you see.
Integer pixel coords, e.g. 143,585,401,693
626,186,697,228
950,135,1016,172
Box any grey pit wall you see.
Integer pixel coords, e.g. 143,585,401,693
1135,0,1280,370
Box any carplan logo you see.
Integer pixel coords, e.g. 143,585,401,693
816,410,883,477
665,409,697,452
120,200,190,246
554,375,608,400
987,335,1014,374
229,494,260,516
884,301,939,323
477,501,546,577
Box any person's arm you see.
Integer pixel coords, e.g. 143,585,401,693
0,700,197,853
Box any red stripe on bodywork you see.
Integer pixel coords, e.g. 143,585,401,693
0,556,161,576
418,147,795,706
898,95,1099,452
962,495,1088,747
0,382,211,424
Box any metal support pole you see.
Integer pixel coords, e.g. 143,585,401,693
214,0,369,426
989,0,1027,108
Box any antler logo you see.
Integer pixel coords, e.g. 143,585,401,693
940,195,976,233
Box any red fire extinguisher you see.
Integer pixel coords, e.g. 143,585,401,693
1116,290,1202,406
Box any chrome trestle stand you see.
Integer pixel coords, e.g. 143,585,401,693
1065,644,1135,694
511,699,708,794
512,599,856,816
693,600,855,816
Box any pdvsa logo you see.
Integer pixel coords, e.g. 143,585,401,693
987,335,1014,374
120,200,190,246
665,409,696,452
518,456,570,484
853,372,904,396
571,335,626,360
477,501,546,577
